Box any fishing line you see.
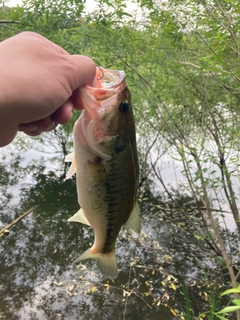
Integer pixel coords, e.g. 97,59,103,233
121,96,138,199
123,248,132,320
121,90,139,320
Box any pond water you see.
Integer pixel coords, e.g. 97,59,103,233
0,132,238,320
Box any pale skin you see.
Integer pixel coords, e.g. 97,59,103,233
0,32,96,147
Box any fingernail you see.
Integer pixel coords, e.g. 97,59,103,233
27,124,38,132
46,121,56,131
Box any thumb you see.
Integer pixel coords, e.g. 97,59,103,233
66,54,96,90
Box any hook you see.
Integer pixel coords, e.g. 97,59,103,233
96,66,104,80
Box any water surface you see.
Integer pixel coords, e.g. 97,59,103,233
0,133,237,319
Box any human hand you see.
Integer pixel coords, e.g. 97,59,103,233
0,32,96,147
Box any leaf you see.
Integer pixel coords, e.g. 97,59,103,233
214,314,229,320
90,286,97,293
104,284,110,291
232,300,240,306
170,308,177,316
116,10,132,18
54,281,64,286
101,0,114,7
170,283,177,291
217,306,240,314
221,288,240,295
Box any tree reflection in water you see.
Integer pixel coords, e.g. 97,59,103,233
0,138,234,320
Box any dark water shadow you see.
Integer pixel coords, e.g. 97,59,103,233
0,143,237,320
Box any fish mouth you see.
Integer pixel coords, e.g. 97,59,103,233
83,68,127,101
79,68,129,159
80,68,127,116
96,67,126,90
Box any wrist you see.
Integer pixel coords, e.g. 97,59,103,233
0,77,12,123
0,77,19,147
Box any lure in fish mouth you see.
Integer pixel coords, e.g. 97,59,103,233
65,67,141,279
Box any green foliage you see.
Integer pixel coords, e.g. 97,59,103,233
1,0,240,318
214,286,240,319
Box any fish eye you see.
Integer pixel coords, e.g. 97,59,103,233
119,101,129,113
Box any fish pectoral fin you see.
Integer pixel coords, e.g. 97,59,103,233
67,208,91,226
74,249,118,280
65,158,77,180
124,201,141,238
65,152,75,162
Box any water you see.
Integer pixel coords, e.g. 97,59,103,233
0,133,238,320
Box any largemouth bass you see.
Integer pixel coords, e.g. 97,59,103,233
65,67,140,279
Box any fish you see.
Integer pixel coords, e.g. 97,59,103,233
65,67,140,279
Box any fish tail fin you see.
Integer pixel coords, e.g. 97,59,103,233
124,201,141,238
74,249,118,279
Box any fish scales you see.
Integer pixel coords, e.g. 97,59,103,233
65,67,141,279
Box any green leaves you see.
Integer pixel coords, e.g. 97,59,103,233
221,287,240,296
218,306,240,313
214,286,240,319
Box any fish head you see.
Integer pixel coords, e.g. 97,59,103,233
77,68,135,160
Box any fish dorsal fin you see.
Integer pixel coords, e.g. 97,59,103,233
67,208,91,226
124,201,141,238
65,152,77,180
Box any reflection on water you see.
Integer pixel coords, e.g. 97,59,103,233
0,137,238,319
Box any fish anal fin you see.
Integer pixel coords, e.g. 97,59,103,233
68,208,91,226
124,201,141,238
74,249,118,279
65,158,77,180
